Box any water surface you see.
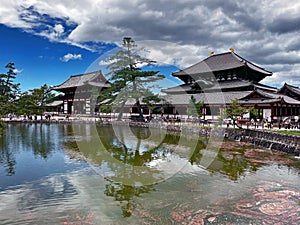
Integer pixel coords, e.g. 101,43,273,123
0,123,299,224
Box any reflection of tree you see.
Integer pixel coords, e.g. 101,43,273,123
99,127,171,167
186,140,261,181
189,141,206,165
30,124,54,158
12,123,55,159
0,139,16,175
0,124,59,176
217,154,249,181
104,180,155,217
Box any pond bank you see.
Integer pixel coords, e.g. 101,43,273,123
3,118,300,156
111,121,300,156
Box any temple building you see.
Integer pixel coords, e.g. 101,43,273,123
52,71,110,115
52,51,300,122
161,49,300,120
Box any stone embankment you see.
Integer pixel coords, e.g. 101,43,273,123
4,117,300,156
120,122,300,156
225,128,300,156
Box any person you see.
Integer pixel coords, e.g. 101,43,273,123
226,119,230,128
267,117,272,129
295,116,299,129
279,118,282,129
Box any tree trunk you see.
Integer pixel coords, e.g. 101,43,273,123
135,99,144,121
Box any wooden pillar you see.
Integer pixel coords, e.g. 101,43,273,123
64,100,68,114
86,99,91,114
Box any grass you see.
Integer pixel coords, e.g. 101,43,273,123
269,129,300,136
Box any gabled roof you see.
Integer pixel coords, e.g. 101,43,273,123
161,91,251,105
239,89,300,105
172,52,272,77
53,70,110,91
162,79,277,94
277,83,300,95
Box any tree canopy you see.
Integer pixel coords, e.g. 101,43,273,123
0,62,21,116
0,62,56,122
98,37,165,121
225,99,248,128
17,84,55,117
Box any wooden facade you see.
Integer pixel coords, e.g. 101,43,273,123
52,71,110,115
161,50,300,119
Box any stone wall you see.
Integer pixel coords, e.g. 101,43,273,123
144,123,300,156
225,129,300,155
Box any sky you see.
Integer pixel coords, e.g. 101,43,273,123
1,0,300,91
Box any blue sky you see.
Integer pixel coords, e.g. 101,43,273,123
0,24,180,92
1,1,300,91
0,25,116,91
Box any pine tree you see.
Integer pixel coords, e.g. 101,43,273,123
0,62,20,115
98,37,164,121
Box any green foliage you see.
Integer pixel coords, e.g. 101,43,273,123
187,95,204,118
0,62,21,116
98,37,165,120
0,62,21,134
225,99,248,128
225,99,248,119
17,84,55,116
249,106,259,119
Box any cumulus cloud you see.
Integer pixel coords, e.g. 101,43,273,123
1,0,300,85
60,53,82,62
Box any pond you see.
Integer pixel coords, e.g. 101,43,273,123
0,123,300,224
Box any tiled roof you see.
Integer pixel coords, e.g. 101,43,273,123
161,84,193,93
204,80,252,92
53,71,110,90
277,83,300,95
173,52,272,76
162,79,277,94
161,91,251,105
239,89,300,105
253,83,277,92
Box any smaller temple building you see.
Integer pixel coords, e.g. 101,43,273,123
52,71,110,115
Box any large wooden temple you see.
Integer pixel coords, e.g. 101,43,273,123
161,49,300,120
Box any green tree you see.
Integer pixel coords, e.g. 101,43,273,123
17,84,55,119
98,37,165,121
225,99,248,128
0,62,20,134
187,95,204,119
0,62,21,115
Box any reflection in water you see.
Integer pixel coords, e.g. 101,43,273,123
0,123,60,176
1,123,300,224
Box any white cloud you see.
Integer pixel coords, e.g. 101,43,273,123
1,0,300,86
60,53,82,62
13,68,23,74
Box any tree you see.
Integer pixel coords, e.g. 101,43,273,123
17,84,55,119
0,62,20,134
187,95,204,119
98,37,165,121
0,62,20,115
225,99,248,128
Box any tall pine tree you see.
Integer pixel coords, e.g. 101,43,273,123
98,37,164,121
0,62,20,115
